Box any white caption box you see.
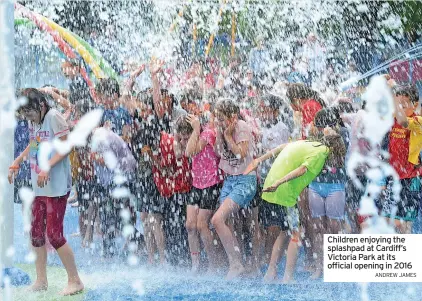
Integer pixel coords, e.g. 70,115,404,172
324,234,422,282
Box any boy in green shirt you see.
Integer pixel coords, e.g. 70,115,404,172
244,128,344,283
262,140,329,206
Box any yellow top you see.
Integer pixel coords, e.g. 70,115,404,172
69,148,80,181
408,116,422,165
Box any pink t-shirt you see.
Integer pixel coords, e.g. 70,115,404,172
191,126,223,189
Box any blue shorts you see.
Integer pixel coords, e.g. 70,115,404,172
308,182,346,219
220,174,257,208
308,182,345,198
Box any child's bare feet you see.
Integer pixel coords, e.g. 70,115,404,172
28,280,48,292
59,280,84,296
263,266,278,283
226,263,245,280
281,275,296,284
147,256,155,266
191,263,200,274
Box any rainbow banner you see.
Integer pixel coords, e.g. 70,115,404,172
15,3,118,81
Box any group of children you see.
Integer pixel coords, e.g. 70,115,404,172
8,56,422,295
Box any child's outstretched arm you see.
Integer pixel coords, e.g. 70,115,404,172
263,165,307,192
150,59,166,119
124,64,145,95
8,144,30,184
243,143,288,175
39,87,72,111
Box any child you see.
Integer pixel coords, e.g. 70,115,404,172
256,95,292,269
286,83,325,139
8,88,83,295
179,90,202,116
152,121,192,266
383,84,422,233
286,83,325,270
131,92,163,264
90,126,137,256
95,78,133,138
244,130,345,283
212,99,257,280
307,108,348,279
174,111,224,273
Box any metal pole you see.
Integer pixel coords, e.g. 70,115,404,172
0,0,30,289
0,0,16,272
231,11,236,58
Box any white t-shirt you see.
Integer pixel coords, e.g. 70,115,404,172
261,121,290,151
260,120,290,182
29,109,72,197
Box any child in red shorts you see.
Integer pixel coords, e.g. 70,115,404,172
8,89,83,296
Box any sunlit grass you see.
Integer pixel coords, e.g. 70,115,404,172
8,264,86,301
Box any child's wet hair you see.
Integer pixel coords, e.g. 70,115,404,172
314,108,341,128
286,83,326,107
175,116,193,135
322,134,346,168
18,88,51,114
215,98,240,118
335,100,355,114
394,84,419,104
261,94,285,111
